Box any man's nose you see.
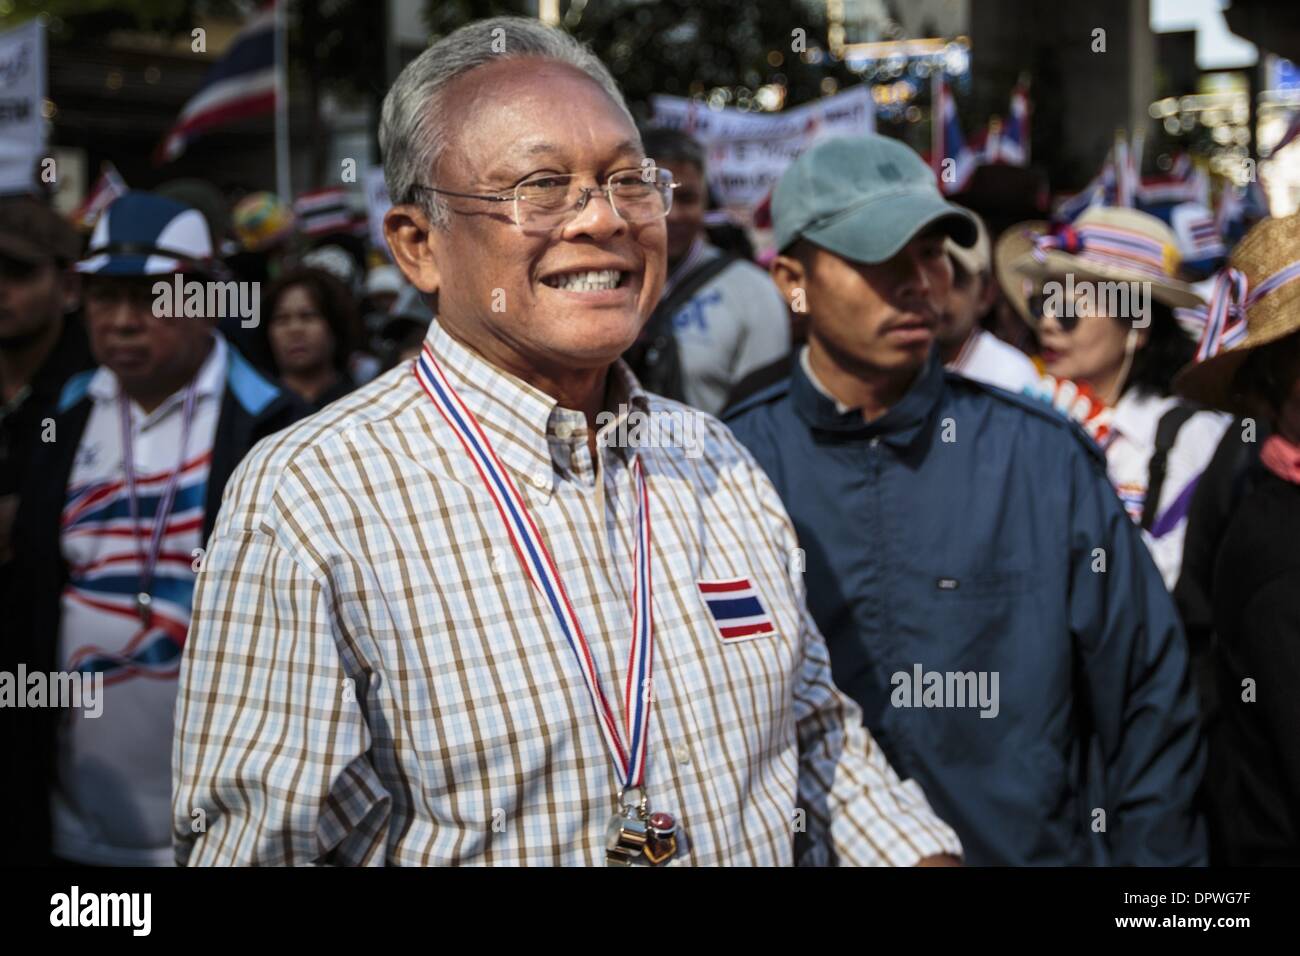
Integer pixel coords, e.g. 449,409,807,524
895,248,935,299
563,187,628,241
104,297,146,332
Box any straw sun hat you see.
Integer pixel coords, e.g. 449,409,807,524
1174,212,1300,410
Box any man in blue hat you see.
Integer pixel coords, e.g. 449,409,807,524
2,192,304,865
724,134,1207,865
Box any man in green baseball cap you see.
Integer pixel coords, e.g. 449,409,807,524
725,133,1207,866
769,132,978,398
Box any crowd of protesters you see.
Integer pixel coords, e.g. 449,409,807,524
1,14,1297,867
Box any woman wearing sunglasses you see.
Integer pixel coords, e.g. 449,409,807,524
1004,206,1231,590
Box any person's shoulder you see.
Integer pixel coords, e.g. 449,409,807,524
223,344,288,418
972,332,1040,383
56,369,97,414
943,370,1108,465
1219,471,1300,584
1174,405,1233,452
224,364,422,503
720,374,792,427
717,257,784,304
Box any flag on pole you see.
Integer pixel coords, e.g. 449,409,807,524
1137,156,1208,206
981,84,1030,166
154,2,278,164
70,162,127,231
1112,131,1136,208
293,187,361,238
932,78,977,195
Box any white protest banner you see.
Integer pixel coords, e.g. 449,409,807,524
649,86,876,213
0,18,46,194
363,164,392,259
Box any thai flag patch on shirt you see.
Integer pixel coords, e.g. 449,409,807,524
697,577,776,642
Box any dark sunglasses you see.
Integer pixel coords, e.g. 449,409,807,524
1027,291,1085,332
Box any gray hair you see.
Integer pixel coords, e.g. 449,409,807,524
379,16,634,228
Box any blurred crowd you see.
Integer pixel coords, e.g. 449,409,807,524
1,90,1298,866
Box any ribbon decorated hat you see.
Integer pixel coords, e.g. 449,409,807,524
1174,212,1300,410
1008,206,1204,312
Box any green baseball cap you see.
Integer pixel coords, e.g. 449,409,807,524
772,133,978,263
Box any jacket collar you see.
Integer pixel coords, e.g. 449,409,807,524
792,344,945,450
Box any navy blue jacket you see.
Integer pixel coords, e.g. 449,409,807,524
0,344,305,865
725,352,1207,865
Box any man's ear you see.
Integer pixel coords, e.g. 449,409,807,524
770,253,808,313
384,203,442,294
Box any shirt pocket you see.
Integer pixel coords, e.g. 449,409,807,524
886,564,1035,763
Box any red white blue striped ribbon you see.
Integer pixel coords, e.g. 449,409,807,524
118,375,200,610
413,345,655,790
1175,261,1300,362
1032,222,1173,281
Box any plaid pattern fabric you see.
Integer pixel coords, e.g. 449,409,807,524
172,320,960,866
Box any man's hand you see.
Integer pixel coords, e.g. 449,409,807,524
915,853,962,867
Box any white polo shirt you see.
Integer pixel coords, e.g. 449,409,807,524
946,328,1042,397
52,334,225,866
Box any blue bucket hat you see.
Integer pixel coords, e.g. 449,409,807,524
75,191,216,277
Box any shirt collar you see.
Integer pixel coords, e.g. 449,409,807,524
422,319,651,497
792,343,945,449
88,331,227,417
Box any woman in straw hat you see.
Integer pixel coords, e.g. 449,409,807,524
1173,212,1300,865
1001,206,1232,590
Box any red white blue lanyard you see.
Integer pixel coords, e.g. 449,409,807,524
117,377,199,618
413,346,655,790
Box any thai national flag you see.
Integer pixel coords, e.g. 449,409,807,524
697,577,776,642
71,162,127,231
1137,152,1208,206
934,79,977,195
984,85,1029,166
155,2,277,164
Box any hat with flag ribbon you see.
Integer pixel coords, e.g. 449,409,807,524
1009,206,1203,311
1174,212,1300,410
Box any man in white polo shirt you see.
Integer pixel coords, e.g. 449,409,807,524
936,209,1041,396
3,192,302,866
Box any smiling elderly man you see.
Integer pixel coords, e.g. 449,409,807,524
171,16,960,867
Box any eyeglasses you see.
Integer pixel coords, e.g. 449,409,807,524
1027,290,1101,332
412,166,677,229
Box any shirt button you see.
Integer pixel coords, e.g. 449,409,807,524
869,437,881,448
675,745,691,765
530,471,549,489
555,422,574,439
